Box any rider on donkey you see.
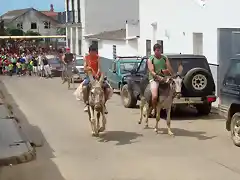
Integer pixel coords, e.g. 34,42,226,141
82,45,111,114
147,43,174,115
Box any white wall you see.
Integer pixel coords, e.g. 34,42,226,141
97,39,139,59
84,0,139,35
139,0,240,64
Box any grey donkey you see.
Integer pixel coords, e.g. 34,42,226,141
138,70,183,136
86,73,107,136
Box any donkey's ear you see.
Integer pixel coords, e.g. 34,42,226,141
99,73,104,84
177,63,183,75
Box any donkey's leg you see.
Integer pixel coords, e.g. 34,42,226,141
154,104,161,133
89,106,98,136
99,110,107,132
87,106,95,135
96,112,101,135
166,108,174,136
138,97,144,124
144,103,150,128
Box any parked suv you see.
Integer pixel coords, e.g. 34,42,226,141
220,57,240,147
120,54,217,115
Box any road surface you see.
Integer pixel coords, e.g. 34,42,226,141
0,76,240,180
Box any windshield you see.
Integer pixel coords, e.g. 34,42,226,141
120,62,140,73
224,59,240,86
76,58,84,66
48,58,60,64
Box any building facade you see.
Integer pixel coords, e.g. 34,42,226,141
65,0,139,55
1,8,61,36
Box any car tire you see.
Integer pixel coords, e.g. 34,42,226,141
182,68,214,97
196,103,211,115
121,84,137,108
231,113,240,147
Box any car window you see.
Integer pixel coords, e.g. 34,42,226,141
120,62,140,73
76,58,84,66
224,59,240,85
137,59,147,73
169,58,210,75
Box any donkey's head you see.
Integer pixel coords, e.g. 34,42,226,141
89,73,105,111
165,65,183,98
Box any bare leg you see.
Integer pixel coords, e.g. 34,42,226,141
154,104,161,133
166,108,174,136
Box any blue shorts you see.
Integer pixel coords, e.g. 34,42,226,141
83,76,109,89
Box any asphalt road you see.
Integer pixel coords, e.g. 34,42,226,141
0,76,240,180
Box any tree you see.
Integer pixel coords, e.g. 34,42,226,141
8,28,25,36
57,28,66,35
25,30,42,41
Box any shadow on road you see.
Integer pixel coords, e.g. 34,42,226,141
0,81,66,180
98,131,143,145
161,128,217,140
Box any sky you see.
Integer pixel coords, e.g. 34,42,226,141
0,0,65,15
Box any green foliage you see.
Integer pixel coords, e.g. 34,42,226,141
57,28,66,35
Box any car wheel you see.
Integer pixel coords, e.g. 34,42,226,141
121,84,137,108
231,113,240,147
196,103,211,115
182,68,215,97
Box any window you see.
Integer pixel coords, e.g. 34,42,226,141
120,62,140,74
146,39,151,57
31,22,37,29
224,60,240,85
17,22,23,29
43,21,51,29
91,40,98,52
113,45,117,59
157,40,163,53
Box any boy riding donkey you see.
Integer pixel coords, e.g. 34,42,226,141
82,45,112,114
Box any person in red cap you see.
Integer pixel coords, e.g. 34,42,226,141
61,47,74,84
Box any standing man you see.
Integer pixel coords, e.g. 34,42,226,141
147,43,174,115
42,54,52,78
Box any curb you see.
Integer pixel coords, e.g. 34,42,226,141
0,118,36,167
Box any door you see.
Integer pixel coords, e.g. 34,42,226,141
193,32,203,55
107,61,119,89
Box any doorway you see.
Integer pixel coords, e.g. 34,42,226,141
193,32,203,55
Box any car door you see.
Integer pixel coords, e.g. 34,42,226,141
220,59,240,109
107,61,119,89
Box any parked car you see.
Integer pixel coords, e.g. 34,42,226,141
45,55,62,77
120,54,217,115
72,55,84,82
107,56,142,90
220,57,240,147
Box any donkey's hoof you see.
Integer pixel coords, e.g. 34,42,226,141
138,120,141,124
168,131,174,136
91,131,99,137
144,124,149,128
154,128,158,133
98,127,105,132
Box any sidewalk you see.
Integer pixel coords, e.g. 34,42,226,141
0,100,36,166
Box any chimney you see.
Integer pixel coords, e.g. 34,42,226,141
50,4,54,12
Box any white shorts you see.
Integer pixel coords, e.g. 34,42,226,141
33,66,37,73
150,79,159,90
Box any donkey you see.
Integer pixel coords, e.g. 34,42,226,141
86,73,107,136
138,71,183,136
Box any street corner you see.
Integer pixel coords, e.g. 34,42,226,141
0,118,36,167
